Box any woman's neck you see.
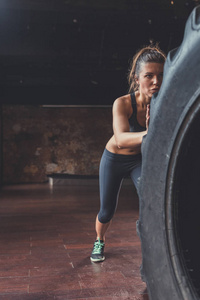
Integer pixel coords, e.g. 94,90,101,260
135,91,151,108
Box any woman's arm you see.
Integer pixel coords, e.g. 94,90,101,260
113,97,147,150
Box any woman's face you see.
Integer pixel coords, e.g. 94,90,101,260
137,62,164,98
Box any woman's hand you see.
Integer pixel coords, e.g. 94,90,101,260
146,104,150,131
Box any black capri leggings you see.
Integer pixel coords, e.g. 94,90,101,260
98,148,141,224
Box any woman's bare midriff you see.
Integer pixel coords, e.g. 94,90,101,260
105,135,141,155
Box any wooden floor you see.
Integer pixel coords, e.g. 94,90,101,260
0,181,149,300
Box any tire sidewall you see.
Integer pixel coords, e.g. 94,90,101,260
138,10,200,298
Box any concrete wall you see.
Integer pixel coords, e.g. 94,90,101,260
2,105,112,184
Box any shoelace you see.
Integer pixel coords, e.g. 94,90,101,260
93,238,104,254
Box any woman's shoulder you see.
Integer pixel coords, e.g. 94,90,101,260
113,93,133,116
113,93,132,108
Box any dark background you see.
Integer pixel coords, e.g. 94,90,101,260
0,0,198,105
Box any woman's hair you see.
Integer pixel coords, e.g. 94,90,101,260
128,43,166,92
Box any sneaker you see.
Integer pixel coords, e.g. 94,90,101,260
90,238,105,262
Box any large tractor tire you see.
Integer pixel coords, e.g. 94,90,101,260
138,5,200,300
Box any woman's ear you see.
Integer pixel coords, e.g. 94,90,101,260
135,75,139,85
135,75,140,89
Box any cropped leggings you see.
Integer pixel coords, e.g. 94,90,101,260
98,148,142,224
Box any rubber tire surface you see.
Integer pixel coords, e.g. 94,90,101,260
138,5,200,300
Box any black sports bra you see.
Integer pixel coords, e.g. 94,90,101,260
129,93,146,132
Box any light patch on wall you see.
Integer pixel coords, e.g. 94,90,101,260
24,164,39,175
46,163,60,174
12,124,21,133
63,159,76,174
35,147,42,156
68,140,82,153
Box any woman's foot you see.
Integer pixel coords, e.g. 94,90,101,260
90,238,105,262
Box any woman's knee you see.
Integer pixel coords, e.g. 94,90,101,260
98,210,113,223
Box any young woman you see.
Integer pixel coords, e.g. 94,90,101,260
90,45,166,262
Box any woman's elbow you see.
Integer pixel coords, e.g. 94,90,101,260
115,137,124,149
117,142,125,149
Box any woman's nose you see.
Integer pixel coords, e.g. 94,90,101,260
153,76,159,85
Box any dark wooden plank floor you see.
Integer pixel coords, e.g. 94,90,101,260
0,182,149,300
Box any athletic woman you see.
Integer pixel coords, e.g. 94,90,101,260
90,45,166,262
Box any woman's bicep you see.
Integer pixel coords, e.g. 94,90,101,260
112,99,130,141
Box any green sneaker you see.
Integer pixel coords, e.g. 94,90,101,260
90,238,105,262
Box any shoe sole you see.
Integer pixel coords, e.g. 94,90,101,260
90,256,105,262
